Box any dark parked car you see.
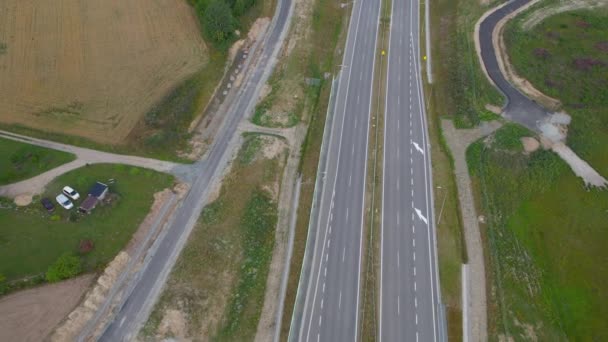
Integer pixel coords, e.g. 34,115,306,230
40,197,55,213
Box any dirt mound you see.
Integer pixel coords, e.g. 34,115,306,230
485,104,502,114
521,137,540,153
0,0,207,144
14,194,32,206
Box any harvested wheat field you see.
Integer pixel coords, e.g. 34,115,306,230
0,0,207,144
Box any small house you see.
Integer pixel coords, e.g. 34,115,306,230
90,182,109,200
78,195,98,214
78,182,109,214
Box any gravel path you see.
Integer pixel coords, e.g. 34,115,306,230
239,121,297,145
0,130,194,198
441,119,502,342
254,122,306,342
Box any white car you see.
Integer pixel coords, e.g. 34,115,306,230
62,186,80,200
56,194,74,210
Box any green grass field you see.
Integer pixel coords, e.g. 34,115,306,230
0,164,173,283
470,9,608,340
468,120,608,340
0,138,75,185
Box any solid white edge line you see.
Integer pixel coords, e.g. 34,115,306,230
355,1,382,341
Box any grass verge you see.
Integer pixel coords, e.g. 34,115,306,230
127,50,227,161
0,137,76,185
420,0,508,337
360,0,389,338
141,134,285,340
433,0,503,128
251,0,346,130
0,164,174,285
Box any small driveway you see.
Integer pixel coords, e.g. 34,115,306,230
0,130,196,198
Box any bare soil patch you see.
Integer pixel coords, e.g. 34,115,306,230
157,309,188,339
13,193,32,206
520,137,540,153
0,0,207,144
486,104,503,114
0,274,95,342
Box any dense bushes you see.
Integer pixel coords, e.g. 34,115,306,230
204,0,237,44
46,253,82,283
190,0,257,47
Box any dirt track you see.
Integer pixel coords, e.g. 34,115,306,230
0,0,207,144
0,274,95,342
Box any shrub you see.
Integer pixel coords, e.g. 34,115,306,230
129,167,140,176
69,211,80,222
46,253,82,282
79,240,95,255
204,0,237,44
0,273,6,294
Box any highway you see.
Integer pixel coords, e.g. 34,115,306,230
96,0,294,339
295,0,381,339
379,0,442,339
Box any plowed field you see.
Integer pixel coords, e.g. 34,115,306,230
0,0,207,144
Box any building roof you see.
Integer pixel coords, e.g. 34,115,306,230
89,182,108,198
79,195,98,212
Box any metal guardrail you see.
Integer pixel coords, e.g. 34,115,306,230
287,74,339,341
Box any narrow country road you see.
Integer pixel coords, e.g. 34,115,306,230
95,0,295,339
293,0,381,339
0,130,190,179
0,130,194,198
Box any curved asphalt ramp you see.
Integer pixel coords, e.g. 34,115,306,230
478,0,550,132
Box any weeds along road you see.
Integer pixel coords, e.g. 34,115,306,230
292,0,381,339
95,0,295,339
379,0,443,339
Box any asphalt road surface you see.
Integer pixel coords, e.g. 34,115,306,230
379,0,442,339
295,0,381,339
478,0,549,131
97,0,293,339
